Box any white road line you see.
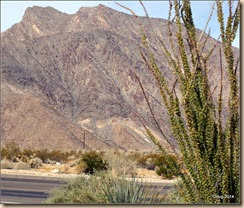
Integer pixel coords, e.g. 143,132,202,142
1,201,20,204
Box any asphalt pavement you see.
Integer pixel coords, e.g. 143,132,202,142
1,174,175,204
1,174,64,204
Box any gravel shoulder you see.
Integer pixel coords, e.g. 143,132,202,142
1,168,179,184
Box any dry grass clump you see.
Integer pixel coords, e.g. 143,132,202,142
104,150,138,177
14,161,31,170
76,160,87,174
1,159,15,169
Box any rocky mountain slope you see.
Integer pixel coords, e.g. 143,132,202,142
1,4,239,151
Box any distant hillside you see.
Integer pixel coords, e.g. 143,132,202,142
1,4,239,150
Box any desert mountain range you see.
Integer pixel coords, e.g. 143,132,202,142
1,4,239,151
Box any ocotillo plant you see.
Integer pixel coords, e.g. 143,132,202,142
122,0,240,204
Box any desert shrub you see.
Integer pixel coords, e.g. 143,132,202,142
155,155,180,179
46,172,164,204
1,159,15,169
14,161,31,170
68,150,81,159
1,142,21,160
45,174,107,204
1,148,7,159
34,149,48,162
34,149,73,163
48,150,67,162
135,153,180,178
136,153,159,170
76,159,87,174
81,151,108,174
1,144,79,165
104,150,137,177
126,150,142,162
22,148,35,158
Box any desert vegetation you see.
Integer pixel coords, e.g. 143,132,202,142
1,0,239,204
45,172,168,204
123,0,240,204
1,142,178,179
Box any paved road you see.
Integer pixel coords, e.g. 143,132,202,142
1,174,64,204
1,174,174,204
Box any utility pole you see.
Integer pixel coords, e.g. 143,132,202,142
83,131,86,150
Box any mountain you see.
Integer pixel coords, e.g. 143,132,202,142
1,5,239,151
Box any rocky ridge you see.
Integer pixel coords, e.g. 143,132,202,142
1,5,239,151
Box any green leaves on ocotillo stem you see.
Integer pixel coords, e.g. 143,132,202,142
135,0,240,204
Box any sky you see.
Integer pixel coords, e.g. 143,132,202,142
1,1,239,48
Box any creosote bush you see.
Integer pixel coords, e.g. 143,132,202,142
81,151,108,174
1,144,80,164
35,149,70,163
135,153,179,178
155,154,179,179
1,142,21,160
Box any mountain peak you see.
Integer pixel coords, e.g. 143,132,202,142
1,3,239,151
22,6,67,22
97,4,107,8
96,4,116,12
77,4,113,13
23,6,63,16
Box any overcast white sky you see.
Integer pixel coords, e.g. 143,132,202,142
1,1,239,48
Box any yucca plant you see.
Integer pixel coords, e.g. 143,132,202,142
46,172,164,204
119,0,240,204
101,175,163,204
